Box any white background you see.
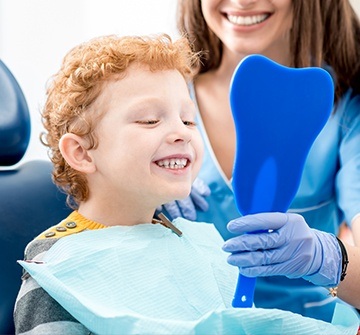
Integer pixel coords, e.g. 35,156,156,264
1,0,359,164
0,0,178,163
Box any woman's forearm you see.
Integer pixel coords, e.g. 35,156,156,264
337,242,360,309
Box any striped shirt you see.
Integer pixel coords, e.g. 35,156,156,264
14,211,105,334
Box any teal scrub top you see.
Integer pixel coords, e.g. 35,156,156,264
189,83,360,322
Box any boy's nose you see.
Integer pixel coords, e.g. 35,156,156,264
167,122,192,144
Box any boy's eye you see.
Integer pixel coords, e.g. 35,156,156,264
183,120,197,126
136,120,159,125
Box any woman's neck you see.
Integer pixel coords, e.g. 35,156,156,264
215,44,292,79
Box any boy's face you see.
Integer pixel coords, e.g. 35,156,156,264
87,65,203,210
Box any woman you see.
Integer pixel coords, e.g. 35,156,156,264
174,0,360,322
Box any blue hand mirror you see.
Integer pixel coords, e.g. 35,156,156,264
229,55,334,307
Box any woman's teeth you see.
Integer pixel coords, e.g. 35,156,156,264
227,14,269,26
156,158,188,169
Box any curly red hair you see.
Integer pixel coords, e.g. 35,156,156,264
41,34,199,208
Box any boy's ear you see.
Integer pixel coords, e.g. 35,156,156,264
59,133,96,174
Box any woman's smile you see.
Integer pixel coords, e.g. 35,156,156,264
226,13,270,26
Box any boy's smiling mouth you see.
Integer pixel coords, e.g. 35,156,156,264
156,158,189,169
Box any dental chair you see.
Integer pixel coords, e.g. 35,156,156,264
0,59,71,334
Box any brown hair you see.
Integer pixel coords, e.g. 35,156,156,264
41,34,199,208
177,0,360,103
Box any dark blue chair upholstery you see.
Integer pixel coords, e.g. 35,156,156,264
0,60,71,334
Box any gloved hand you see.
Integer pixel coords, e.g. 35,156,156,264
156,178,211,221
222,212,342,287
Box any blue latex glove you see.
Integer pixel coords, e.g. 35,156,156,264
157,178,210,221
222,212,342,287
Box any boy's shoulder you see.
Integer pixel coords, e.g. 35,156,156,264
35,216,87,241
24,216,85,261
24,237,60,262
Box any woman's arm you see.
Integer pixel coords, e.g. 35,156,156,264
337,215,360,308
337,242,360,309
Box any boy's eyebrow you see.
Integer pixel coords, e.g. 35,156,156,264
126,98,195,118
125,97,164,114
130,96,163,107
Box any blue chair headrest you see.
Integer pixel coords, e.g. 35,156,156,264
0,60,72,333
0,59,31,166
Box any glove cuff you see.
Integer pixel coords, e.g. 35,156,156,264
303,231,342,287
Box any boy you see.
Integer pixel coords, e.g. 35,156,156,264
14,34,357,335
14,34,238,334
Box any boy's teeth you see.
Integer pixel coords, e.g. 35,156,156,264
227,14,268,26
157,158,188,169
